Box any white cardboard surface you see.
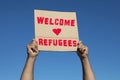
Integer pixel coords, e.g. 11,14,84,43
34,10,79,51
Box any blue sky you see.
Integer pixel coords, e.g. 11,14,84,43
0,0,120,80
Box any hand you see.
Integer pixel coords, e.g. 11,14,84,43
27,39,39,58
77,41,88,60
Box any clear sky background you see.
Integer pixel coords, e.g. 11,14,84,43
0,0,120,80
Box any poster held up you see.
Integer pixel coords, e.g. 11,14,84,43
34,10,79,51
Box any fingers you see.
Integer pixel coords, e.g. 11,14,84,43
82,46,88,53
77,41,88,59
31,39,38,45
31,39,38,50
27,39,39,53
77,41,82,48
77,41,84,51
77,41,88,54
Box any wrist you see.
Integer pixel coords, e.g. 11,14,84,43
79,56,89,63
27,56,36,61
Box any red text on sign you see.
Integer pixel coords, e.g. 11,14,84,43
38,38,77,47
37,17,75,27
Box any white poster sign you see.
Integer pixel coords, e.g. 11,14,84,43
34,10,79,51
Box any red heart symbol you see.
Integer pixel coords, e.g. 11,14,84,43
52,28,61,36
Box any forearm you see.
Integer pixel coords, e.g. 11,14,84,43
81,57,95,80
20,56,36,80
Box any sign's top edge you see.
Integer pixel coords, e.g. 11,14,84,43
34,9,76,13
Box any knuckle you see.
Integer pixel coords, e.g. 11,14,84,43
27,44,31,49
